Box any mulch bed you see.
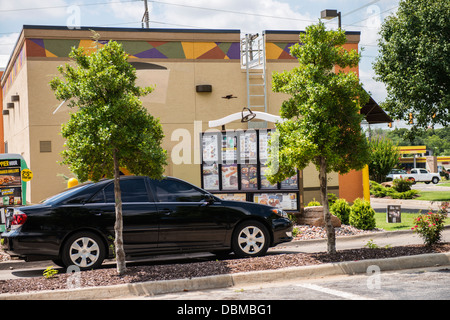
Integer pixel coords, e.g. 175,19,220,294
1,243,449,294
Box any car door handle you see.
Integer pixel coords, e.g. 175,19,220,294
92,210,103,216
160,209,172,216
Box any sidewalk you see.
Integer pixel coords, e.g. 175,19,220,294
1,228,449,300
370,197,444,213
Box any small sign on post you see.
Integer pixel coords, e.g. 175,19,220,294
387,205,401,223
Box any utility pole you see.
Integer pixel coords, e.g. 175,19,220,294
142,0,149,28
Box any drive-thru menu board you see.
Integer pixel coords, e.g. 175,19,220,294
201,129,299,211
0,159,22,206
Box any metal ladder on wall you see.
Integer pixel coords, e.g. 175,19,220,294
241,33,267,114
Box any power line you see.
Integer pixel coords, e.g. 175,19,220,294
323,0,382,25
0,0,140,13
149,0,317,23
342,5,399,29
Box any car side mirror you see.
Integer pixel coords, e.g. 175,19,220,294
201,194,215,206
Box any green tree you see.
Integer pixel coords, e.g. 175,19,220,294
266,22,370,254
368,137,400,183
50,40,167,275
373,0,450,130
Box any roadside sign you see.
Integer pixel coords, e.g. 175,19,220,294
387,205,401,223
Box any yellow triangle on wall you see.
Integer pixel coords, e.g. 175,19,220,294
45,49,57,58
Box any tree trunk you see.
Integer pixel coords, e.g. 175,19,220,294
113,148,127,275
319,156,336,254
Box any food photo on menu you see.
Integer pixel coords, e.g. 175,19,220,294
241,165,258,189
202,164,219,190
253,193,297,211
221,164,238,190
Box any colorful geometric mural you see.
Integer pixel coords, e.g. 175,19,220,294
3,47,25,94
3,37,298,93
266,42,296,60
25,38,241,60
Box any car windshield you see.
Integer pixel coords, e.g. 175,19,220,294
41,184,93,205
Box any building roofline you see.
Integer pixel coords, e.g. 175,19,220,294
22,25,241,34
264,30,360,36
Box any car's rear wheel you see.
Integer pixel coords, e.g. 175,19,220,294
432,177,439,184
61,232,106,270
232,220,270,258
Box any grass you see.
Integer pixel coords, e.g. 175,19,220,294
415,191,450,201
374,211,450,231
438,182,450,187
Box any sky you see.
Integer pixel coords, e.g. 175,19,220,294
0,0,401,126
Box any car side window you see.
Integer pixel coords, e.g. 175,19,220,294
101,179,150,203
420,169,428,174
89,190,105,203
411,169,417,174
152,179,204,202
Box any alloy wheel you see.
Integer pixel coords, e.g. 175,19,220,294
237,226,266,255
69,237,101,268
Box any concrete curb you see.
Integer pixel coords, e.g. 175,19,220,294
1,251,449,300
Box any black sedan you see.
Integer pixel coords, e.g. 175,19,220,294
2,176,293,270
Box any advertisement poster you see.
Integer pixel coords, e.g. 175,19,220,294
202,134,219,163
239,131,257,163
260,165,277,189
281,173,298,189
0,159,22,207
221,164,238,190
259,130,272,161
202,164,219,190
221,134,237,163
253,193,298,210
215,193,246,202
241,164,258,190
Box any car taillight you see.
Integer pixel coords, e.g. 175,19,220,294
11,211,27,229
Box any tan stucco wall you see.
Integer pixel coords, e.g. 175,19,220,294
1,27,361,205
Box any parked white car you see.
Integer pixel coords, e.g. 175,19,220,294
392,168,440,184
386,169,407,181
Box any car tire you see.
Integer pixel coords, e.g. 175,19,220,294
61,232,106,270
432,177,439,184
232,220,270,258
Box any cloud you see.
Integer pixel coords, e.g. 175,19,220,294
106,0,150,24
359,66,387,103
0,0,68,22
0,33,20,69
151,0,316,32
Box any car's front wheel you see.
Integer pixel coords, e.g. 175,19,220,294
61,232,106,270
232,220,270,258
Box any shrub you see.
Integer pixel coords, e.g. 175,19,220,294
393,189,418,199
412,212,447,246
330,198,351,225
349,198,376,230
43,266,59,279
306,198,321,207
327,193,338,206
369,181,389,197
369,180,418,199
392,177,412,192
